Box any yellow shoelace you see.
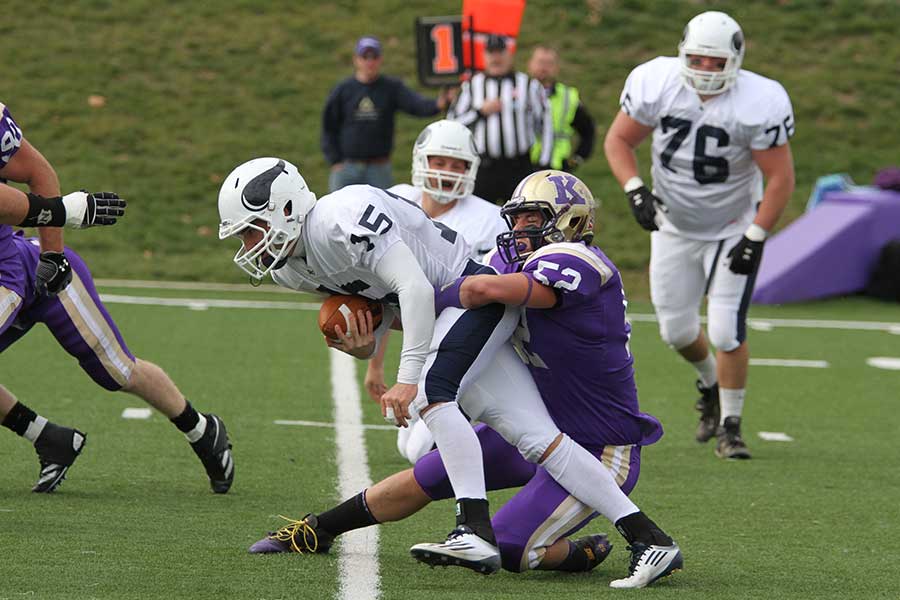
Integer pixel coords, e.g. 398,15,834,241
268,515,319,553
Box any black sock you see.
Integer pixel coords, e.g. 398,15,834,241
170,401,201,433
615,512,673,546
316,491,379,537
456,498,496,545
554,541,592,572
1,401,38,436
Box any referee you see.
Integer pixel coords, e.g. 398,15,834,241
448,35,552,203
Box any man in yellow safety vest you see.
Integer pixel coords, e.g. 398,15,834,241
528,45,596,172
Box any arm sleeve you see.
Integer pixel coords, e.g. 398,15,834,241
320,86,344,164
395,79,441,117
571,102,596,159
447,80,480,127
373,242,435,384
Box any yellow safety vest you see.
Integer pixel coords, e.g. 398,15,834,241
531,82,579,170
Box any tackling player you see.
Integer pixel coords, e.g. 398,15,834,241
244,171,682,589
365,119,507,464
0,102,234,494
603,11,796,458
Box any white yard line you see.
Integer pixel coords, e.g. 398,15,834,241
329,348,381,600
749,359,830,368
97,292,900,334
95,278,296,294
275,419,396,431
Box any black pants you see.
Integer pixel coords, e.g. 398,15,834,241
474,155,535,205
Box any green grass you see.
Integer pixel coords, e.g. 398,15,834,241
4,0,899,296
1,289,899,598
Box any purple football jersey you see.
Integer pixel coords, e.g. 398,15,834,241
492,243,663,449
0,104,25,261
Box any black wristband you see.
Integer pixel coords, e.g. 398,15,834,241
20,193,66,228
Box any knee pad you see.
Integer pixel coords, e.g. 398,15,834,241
707,311,740,352
657,313,700,350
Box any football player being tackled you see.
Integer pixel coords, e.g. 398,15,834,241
603,11,795,459
0,102,233,494
365,119,507,465
244,170,682,589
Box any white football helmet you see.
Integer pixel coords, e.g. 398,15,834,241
497,170,596,264
411,119,480,204
678,11,745,95
218,157,316,281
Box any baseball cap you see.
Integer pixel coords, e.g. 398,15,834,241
485,34,507,52
355,36,382,56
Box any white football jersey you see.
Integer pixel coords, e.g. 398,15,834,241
388,184,507,259
272,185,472,302
620,56,795,240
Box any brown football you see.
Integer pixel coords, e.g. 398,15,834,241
318,295,384,340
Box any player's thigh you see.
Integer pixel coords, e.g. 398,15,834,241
32,258,135,390
415,303,518,409
493,467,597,572
0,286,27,352
706,233,753,351
649,231,707,312
461,343,560,463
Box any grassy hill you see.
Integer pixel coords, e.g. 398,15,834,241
5,0,899,296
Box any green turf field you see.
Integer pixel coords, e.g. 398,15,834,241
1,285,898,599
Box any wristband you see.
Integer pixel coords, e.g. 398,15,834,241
20,194,66,228
434,276,467,315
744,223,768,242
624,176,644,193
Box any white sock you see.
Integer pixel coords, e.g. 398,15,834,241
719,388,745,424
691,353,718,388
540,434,638,524
24,416,48,444
185,413,208,444
421,402,486,500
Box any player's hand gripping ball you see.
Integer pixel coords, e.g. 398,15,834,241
318,295,384,340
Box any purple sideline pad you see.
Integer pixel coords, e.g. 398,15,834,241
752,190,900,304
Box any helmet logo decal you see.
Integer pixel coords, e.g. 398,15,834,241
547,174,587,205
241,159,287,212
732,31,743,52
414,127,432,148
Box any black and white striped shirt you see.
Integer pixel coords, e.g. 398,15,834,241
449,71,553,165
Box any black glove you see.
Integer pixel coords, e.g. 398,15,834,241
35,251,73,296
62,191,127,228
84,191,127,227
626,186,660,232
727,236,765,275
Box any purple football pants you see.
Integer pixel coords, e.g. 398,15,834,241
0,235,135,390
414,423,642,572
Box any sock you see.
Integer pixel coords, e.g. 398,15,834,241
170,401,207,443
554,541,592,572
540,434,638,524
719,388,745,424
615,511,673,546
1,402,48,443
316,491,379,537
421,402,486,500
691,353,718,388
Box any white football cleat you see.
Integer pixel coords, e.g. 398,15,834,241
609,542,683,589
409,526,501,575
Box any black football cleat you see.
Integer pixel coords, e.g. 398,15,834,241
190,414,234,493
715,416,752,459
694,381,720,443
32,424,87,493
571,533,613,571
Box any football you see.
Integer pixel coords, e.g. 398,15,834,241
318,295,384,340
